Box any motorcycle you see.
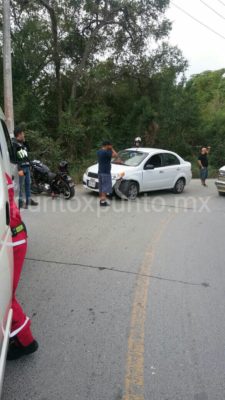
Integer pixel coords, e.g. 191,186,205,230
30,160,75,199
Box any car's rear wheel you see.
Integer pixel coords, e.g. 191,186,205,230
121,181,139,200
173,178,185,194
218,191,225,196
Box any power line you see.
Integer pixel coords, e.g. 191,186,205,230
215,0,225,7
171,2,225,41
200,0,225,21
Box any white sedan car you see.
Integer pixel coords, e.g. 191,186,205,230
83,148,192,200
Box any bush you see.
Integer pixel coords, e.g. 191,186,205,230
25,129,63,169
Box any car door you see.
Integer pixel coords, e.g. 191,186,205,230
142,153,167,191
0,118,18,198
162,153,181,187
0,154,13,397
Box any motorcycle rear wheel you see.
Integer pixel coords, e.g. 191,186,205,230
31,183,43,195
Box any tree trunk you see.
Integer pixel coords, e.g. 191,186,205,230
70,33,97,102
144,120,159,146
70,18,111,103
38,0,62,126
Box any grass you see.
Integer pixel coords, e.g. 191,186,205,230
70,157,97,183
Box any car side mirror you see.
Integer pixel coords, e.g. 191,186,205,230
145,164,155,170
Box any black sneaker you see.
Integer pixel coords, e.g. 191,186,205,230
18,200,24,209
30,199,39,206
7,338,39,360
100,201,110,207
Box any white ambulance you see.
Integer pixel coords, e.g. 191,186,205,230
0,109,16,397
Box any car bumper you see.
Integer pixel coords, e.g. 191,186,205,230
215,180,225,192
186,171,192,185
83,173,116,192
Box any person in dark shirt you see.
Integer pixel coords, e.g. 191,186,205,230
97,140,117,206
198,146,211,186
12,127,38,208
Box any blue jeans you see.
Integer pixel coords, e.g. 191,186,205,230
19,165,31,206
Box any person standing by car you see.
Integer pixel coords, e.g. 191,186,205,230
97,140,117,207
12,127,38,208
5,172,38,360
198,146,211,186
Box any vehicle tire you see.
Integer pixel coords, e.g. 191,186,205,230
63,182,75,199
69,186,75,199
120,181,139,200
218,191,225,196
31,183,42,195
173,178,185,194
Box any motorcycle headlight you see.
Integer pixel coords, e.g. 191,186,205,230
112,172,125,180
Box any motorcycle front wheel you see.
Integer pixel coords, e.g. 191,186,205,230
62,182,75,199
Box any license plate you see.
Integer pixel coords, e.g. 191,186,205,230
88,179,96,188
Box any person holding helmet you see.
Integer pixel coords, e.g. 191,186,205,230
134,137,142,148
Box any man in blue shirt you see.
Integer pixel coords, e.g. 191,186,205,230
97,140,117,206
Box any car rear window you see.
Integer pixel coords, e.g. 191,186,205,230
163,153,180,166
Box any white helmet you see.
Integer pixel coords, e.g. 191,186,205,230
134,137,142,143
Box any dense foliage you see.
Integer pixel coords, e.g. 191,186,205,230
0,0,225,178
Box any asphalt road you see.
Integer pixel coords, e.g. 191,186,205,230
2,180,225,400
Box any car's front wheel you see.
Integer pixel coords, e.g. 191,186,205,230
173,178,185,194
120,181,139,200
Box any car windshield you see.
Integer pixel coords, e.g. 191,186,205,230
112,150,148,166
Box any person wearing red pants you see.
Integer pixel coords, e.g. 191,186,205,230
5,173,38,360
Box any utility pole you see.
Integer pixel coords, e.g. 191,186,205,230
3,0,14,136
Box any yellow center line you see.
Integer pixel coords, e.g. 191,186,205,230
123,214,174,400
